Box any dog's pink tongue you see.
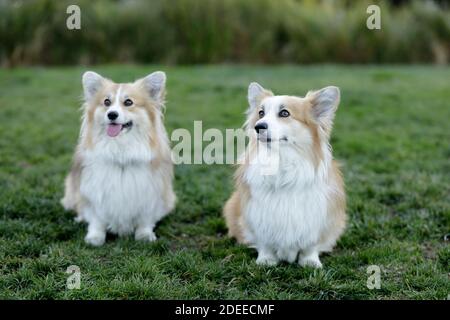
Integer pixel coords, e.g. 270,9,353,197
107,124,123,137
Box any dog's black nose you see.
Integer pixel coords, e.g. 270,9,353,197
255,122,268,133
107,111,119,121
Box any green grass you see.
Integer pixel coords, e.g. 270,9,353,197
0,65,449,299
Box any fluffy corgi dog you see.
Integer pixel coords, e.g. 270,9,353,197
61,71,176,246
223,83,346,268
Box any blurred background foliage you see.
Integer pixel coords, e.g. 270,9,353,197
0,0,449,66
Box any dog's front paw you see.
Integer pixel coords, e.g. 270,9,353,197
85,234,106,247
256,254,279,266
299,256,323,269
135,229,157,242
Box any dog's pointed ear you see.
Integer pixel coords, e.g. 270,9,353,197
307,86,340,133
141,71,166,103
82,71,104,101
248,82,273,109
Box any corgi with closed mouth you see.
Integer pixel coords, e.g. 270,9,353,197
223,82,346,268
61,71,176,246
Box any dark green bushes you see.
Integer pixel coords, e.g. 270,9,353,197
0,0,449,66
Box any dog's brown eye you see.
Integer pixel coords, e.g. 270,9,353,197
258,110,265,118
279,109,290,117
104,99,111,107
124,99,133,107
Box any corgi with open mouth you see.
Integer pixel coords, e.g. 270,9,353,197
224,83,346,268
61,71,176,246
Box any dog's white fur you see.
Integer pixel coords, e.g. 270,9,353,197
61,71,175,246
224,83,346,268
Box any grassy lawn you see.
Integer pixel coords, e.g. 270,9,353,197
0,65,449,299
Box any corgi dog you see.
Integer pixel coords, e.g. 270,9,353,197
61,71,176,246
223,83,346,268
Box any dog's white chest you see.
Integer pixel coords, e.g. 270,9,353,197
80,159,163,235
245,185,328,250
243,153,329,250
